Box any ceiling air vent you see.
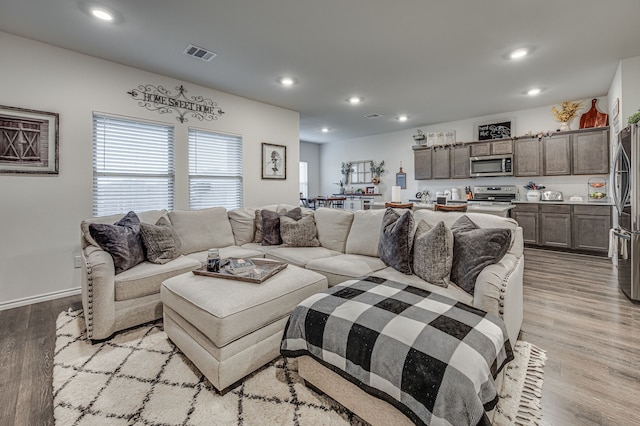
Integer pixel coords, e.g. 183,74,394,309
364,113,383,119
183,44,217,62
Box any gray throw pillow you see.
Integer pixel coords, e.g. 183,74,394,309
88,211,145,274
378,208,414,274
253,209,264,243
261,208,303,246
280,215,320,247
450,215,512,295
413,220,454,287
139,216,182,264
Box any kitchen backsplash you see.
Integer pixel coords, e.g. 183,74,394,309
415,174,609,202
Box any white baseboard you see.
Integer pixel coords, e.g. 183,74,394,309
0,287,81,311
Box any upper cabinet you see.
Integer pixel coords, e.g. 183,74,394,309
469,140,513,157
432,148,451,179
514,137,541,177
413,147,432,180
572,128,609,175
543,134,571,176
451,145,471,179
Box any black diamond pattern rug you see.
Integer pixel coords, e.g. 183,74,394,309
53,310,545,425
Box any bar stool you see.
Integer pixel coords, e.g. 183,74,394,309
385,202,414,210
434,204,467,212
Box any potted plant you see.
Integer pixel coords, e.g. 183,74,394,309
334,179,345,194
341,162,354,186
370,160,385,184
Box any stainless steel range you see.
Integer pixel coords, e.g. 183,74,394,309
470,185,517,204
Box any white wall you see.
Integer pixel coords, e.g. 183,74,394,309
620,56,640,126
0,32,300,308
320,97,609,202
300,142,321,198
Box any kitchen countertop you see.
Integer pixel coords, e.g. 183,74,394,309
372,202,515,217
512,199,614,206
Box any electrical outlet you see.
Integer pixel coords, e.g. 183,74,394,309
74,255,83,268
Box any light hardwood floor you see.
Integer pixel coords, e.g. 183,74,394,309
1,248,639,425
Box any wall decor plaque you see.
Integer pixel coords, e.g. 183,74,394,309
127,84,224,123
0,105,59,174
474,117,514,141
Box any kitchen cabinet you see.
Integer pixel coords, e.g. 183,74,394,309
511,203,539,245
470,140,513,157
512,202,612,253
414,147,432,180
543,134,571,175
432,148,451,179
572,205,612,251
572,128,609,175
450,145,470,178
514,137,541,177
540,204,572,248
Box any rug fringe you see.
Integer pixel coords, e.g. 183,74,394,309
514,343,547,425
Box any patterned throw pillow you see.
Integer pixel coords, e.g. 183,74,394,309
254,209,265,243
139,216,182,264
280,215,320,247
412,220,454,287
261,208,303,246
450,215,512,295
378,208,414,274
88,211,145,274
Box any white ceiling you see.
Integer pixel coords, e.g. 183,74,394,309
2,0,640,143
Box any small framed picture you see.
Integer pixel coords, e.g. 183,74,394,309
0,105,59,174
366,186,375,194
474,117,515,141
261,143,286,179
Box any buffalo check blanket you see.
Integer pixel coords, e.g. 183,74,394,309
280,276,514,426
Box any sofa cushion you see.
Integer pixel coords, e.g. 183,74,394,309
413,220,453,287
228,207,259,246
139,216,182,264
89,211,145,274
314,208,354,252
81,209,169,248
378,208,414,274
114,255,201,301
280,215,320,247
306,254,386,279
450,215,512,295
169,207,236,254
265,246,340,267
261,208,303,246
345,209,386,257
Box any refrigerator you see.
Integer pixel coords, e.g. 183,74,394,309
613,123,640,301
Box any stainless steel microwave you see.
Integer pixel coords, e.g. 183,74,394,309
469,154,513,177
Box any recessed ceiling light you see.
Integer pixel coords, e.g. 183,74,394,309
321,127,330,133
278,76,297,87
527,88,541,96
91,8,114,21
509,48,529,59
347,96,363,105
397,115,409,122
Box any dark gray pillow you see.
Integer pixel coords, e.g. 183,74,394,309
450,215,512,295
378,208,414,274
280,214,320,247
139,216,182,264
88,211,145,274
261,208,303,246
413,220,454,287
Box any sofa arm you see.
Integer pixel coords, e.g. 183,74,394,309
473,252,524,347
82,245,116,340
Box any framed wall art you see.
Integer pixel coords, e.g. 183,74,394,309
261,142,286,179
474,117,515,141
0,105,59,174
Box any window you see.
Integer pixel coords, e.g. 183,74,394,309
189,129,243,210
350,160,372,184
299,161,308,198
93,114,175,217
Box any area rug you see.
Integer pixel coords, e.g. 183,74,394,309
53,310,546,425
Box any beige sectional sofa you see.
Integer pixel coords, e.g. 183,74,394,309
80,204,523,344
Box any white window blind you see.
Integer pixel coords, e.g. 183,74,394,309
299,161,308,198
93,114,175,217
189,129,243,210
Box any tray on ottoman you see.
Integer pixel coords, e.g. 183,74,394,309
192,259,287,283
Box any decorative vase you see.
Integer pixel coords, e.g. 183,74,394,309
559,122,570,132
339,187,345,194
526,190,541,202
374,185,380,194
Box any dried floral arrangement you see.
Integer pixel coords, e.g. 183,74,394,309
551,101,583,122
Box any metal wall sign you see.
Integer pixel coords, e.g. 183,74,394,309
127,84,225,123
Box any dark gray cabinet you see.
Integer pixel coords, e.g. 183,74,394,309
451,145,470,178
543,134,571,175
540,204,572,248
432,148,451,179
470,140,512,156
414,147,432,180
572,205,612,251
514,137,541,177
572,129,609,175
512,202,612,253
511,204,539,245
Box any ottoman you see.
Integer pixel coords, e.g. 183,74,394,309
161,264,328,392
